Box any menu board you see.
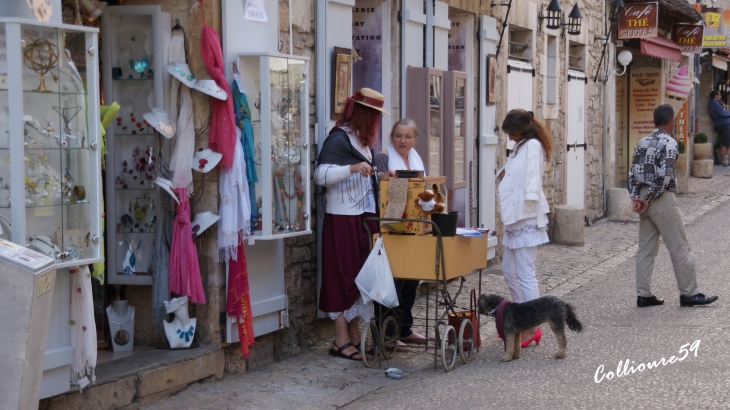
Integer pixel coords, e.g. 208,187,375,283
628,67,662,164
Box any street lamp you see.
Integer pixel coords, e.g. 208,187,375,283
538,0,583,35
616,50,632,76
565,4,583,35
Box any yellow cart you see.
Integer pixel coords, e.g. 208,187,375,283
362,217,488,371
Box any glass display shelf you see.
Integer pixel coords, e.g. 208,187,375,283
22,90,86,95
0,200,90,209
0,147,91,151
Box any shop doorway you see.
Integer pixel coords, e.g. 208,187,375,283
566,70,586,208
506,60,534,151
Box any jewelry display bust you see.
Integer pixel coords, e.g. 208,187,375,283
163,296,196,348
107,300,135,352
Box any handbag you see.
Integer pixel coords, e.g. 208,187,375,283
355,236,399,308
448,289,481,348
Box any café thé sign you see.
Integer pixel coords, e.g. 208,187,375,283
618,2,658,39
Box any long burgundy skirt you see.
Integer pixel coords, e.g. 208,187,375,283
319,212,378,313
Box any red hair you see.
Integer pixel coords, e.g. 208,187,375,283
335,103,381,148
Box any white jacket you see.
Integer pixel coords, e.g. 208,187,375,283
497,139,550,227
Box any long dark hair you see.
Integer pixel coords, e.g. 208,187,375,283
335,103,381,148
501,109,553,160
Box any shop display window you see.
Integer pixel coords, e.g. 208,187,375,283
101,6,170,285
238,53,311,239
0,20,102,267
407,66,444,177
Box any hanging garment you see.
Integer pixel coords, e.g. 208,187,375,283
218,136,250,261
232,83,258,222
168,34,195,192
70,265,97,389
152,197,174,333
168,189,206,303
200,16,236,168
226,235,255,358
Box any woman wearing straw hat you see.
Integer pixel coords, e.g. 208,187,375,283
315,88,392,361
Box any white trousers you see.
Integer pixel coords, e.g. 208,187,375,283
501,246,539,303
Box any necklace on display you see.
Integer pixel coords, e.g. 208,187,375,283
195,149,214,170
107,304,135,346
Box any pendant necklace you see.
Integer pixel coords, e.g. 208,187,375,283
107,304,135,346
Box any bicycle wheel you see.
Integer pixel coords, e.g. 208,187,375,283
458,319,475,364
441,325,457,371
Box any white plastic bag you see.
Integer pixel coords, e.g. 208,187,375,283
355,237,400,308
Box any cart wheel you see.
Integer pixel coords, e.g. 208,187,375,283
458,319,476,364
441,325,457,372
361,319,380,368
381,316,399,359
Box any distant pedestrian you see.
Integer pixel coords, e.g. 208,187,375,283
708,90,730,167
628,104,718,308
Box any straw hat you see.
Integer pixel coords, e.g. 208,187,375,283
347,88,389,116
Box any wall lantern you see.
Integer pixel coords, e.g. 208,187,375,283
609,0,625,23
538,0,583,35
616,50,632,76
538,0,563,30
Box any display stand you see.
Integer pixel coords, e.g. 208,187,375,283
101,5,171,285
107,301,135,352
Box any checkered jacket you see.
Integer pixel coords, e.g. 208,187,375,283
627,129,677,204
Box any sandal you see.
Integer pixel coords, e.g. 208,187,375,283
401,331,427,345
353,341,376,357
328,342,361,361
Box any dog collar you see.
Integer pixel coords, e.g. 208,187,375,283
487,306,499,317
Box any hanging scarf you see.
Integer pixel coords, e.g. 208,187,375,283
226,235,255,358
168,189,206,303
169,34,195,192
200,17,236,168
232,83,259,184
152,196,174,333
386,143,426,172
218,136,250,261
70,265,97,389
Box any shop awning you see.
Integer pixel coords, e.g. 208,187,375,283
640,37,682,62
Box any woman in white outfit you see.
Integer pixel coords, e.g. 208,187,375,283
496,109,553,347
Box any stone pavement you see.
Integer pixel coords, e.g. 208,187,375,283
141,166,730,409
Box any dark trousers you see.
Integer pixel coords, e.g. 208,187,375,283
375,279,419,337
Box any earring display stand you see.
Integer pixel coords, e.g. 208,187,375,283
102,6,171,286
106,300,135,352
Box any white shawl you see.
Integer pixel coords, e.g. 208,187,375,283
387,143,426,172
70,265,96,388
218,133,251,261
168,34,195,192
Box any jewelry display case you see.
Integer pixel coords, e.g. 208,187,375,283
407,66,444,177
237,53,311,239
0,19,102,268
443,70,468,225
101,5,171,285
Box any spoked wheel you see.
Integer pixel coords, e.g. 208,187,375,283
458,319,476,364
441,325,457,372
381,316,399,360
361,320,380,368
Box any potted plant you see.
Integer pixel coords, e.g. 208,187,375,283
693,133,712,161
676,140,688,171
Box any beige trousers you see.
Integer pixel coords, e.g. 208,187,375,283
636,187,699,298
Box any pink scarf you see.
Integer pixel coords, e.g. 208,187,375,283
226,235,255,358
200,17,236,168
168,188,206,303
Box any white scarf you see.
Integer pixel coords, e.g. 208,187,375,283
218,134,251,261
70,265,96,389
168,35,194,192
387,143,426,172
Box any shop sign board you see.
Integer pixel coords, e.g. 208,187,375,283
671,24,703,54
243,0,268,22
448,16,467,72
618,2,658,39
701,7,730,48
352,0,384,152
675,100,689,149
628,66,662,164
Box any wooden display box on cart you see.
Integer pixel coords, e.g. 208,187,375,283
378,176,447,235
378,234,488,280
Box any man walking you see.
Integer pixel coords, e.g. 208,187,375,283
708,90,730,167
628,104,718,308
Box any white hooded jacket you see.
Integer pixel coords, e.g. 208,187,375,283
497,138,550,227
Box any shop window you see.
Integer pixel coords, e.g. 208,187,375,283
508,27,533,62
569,41,585,72
546,35,557,105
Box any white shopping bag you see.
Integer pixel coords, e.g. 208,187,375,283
355,237,400,308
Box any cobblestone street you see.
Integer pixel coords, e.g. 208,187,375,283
141,166,730,409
